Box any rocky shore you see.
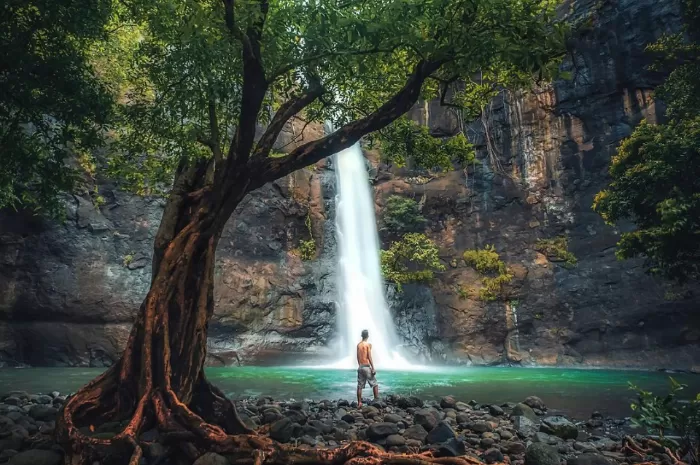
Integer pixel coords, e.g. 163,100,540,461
0,391,668,465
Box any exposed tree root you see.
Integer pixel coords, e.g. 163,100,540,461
622,436,687,465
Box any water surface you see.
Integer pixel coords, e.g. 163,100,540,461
1,366,698,420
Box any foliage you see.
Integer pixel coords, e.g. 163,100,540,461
463,245,513,301
534,236,577,268
0,0,114,217
123,254,134,267
592,0,700,282
629,378,700,462
379,118,475,171
380,233,445,291
382,195,427,235
296,214,316,261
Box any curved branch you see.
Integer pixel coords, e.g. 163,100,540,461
249,59,446,188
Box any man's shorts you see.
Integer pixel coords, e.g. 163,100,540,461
357,366,378,389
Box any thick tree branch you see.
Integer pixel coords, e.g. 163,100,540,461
249,59,446,188
252,83,324,159
207,99,223,166
222,0,254,58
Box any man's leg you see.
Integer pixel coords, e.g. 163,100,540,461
372,384,379,400
357,387,363,407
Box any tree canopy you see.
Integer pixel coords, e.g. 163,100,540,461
593,0,700,282
3,0,567,216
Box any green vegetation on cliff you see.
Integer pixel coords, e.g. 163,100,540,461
380,233,445,291
593,0,700,282
463,245,513,301
382,195,427,235
534,236,577,268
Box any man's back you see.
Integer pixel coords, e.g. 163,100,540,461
357,341,371,366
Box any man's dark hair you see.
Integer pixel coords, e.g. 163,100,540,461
361,329,369,340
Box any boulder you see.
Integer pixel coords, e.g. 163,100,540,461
426,421,456,444
383,414,403,424
7,450,62,465
385,434,406,447
512,403,538,422
567,454,614,465
470,421,493,434
284,409,307,424
367,422,399,439
541,416,578,440
436,438,466,457
454,402,471,412
523,397,546,411
513,416,538,438
483,448,505,464
270,418,295,443
525,443,561,465
28,405,57,421
440,396,457,409
414,409,439,431
504,441,527,455
403,424,428,442
488,405,505,416
193,453,229,465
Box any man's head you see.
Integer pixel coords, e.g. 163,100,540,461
361,329,369,340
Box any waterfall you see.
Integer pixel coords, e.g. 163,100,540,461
330,143,411,370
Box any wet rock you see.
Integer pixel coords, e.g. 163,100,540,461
533,432,559,445
440,396,457,409
28,405,57,422
525,443,561,465
426,421,456,444
284,409,307,424
524,397,546,411
7,450,62,465
403,424,428,442
361,406,380,418
498,429,514,440
33,395,53,405
414,409,439,431
541,417,578,440
481,438,496,448
437,438,466,457
514,416,538,438
483,448,505,464
488,405,505,416
454,402,471,412
308,420,332,435
504,441,527,455
270,418,294,443
395,396,423,409
383,414,402,424
385,434,406,447
567,454,614,465
300,435,317,446
512,403,538,422
367,422,399,440
341,414,355,423
456,413,470,425
193,452,229,465
471,421,494,434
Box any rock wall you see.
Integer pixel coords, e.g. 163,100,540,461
1,0,699,370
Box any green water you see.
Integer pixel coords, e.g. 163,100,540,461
1,367,698,420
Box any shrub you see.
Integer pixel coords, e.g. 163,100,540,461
534,236,577,268
463,245,512,301
382,195,427,235
629,378,699,462
380,233,445,291
294,214,316,261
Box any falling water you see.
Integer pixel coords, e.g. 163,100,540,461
330,143,412,370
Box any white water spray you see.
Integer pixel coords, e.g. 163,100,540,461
329,143,412,370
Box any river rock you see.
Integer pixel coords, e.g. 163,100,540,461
568,454,614,465
193,452,229,465
437,438,466,457
28,405,57,421
504,441,527,455
341,413,355,423
7,450,62,465
440,396,457,409
456,413,470,425
270,418,294,443
367,422,399,439
483,448,505,464
395,396,423,409
403,424,428,442
533,432,559,445
426,421,456,444
512,403,538,422
455,402,471,412
383,414,402,423
541,416,578,440
470,421,493,434
414,409,439,431
525,443,561,465
488,405,505,416
513,416,537,437
361,406,380,418
524,397,546,411
284,409,307,424
385,434,406,447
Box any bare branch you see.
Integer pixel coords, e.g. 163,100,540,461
249,59,446,188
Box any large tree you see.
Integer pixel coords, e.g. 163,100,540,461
41,0,566,464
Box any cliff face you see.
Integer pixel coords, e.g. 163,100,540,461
1,0,698,370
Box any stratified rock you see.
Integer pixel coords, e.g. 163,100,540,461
7,450,62,465
541,416,578,440
525,443,561,465
426,421,456,444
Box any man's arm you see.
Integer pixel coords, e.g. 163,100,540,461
368,343,375,374
357,343,361,366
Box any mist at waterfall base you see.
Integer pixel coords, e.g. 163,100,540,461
322,142,418,371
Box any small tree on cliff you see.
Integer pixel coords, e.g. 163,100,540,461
45,0,566,464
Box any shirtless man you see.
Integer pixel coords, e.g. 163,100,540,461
356,329,378,407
